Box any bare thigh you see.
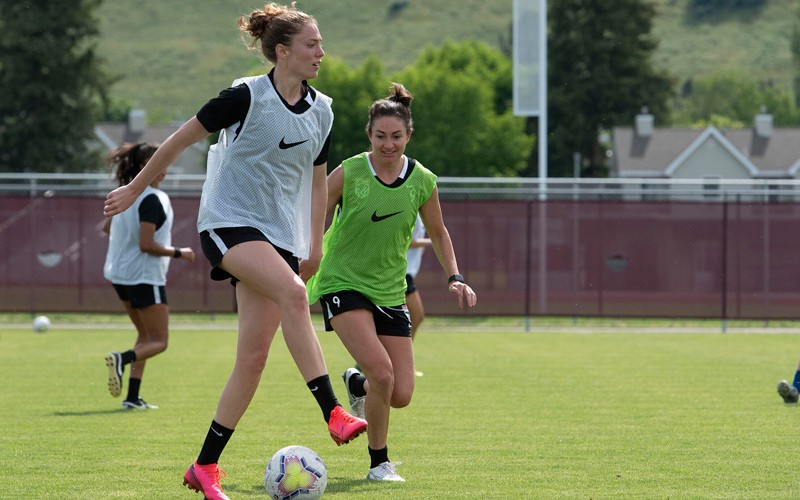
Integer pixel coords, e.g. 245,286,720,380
330,309,390,372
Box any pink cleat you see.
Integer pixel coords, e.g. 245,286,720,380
183,461,229,500
328,405,367,446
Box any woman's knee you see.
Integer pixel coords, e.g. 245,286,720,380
391,384,414,408
154,338,168,354
367,365,395,395
237,345,270,374
136,335,168,355
280,280,310,314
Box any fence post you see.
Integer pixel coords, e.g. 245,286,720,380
721,200,728,333
524,199,533,331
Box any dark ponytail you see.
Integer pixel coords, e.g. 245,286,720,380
106,142,158,186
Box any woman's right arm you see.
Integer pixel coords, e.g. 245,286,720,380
103,117,210,216
325,165,344,216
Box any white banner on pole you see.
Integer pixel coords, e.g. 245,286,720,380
513,0,544,117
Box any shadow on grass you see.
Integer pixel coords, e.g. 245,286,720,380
223,477,391,497
223,483,267,496
50,408,137,417
322,477,390,493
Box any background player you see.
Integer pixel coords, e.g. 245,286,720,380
103,142,196,410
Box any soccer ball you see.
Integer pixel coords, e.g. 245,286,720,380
33,315,51,333
264,445,327,499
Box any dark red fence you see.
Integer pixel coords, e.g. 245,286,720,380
3,194,800,319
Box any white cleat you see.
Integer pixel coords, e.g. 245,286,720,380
342,367,366,419
105,352,123,398
121,398,159,410
367,462,404,482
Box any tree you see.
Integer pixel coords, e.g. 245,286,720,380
315,43,532,177
395,41,532,177
544,0,675,177
792,3,800,108
315,55,387,171
672,70,799,126
0,0,111,173
688,0,766,19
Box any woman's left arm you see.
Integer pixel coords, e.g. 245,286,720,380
138,223,196,262
419,187,477,309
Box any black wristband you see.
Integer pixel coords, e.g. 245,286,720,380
173,248,182,258
448,273,464,284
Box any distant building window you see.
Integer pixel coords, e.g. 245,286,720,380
702,176,721,200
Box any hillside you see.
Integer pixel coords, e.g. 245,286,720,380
651,0,795,89
96,0,796,124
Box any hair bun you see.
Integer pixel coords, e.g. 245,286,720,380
388,82,413,108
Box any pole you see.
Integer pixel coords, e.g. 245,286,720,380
537,0,548,315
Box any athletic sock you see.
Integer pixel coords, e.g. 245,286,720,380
368,446,389,469
307,375,339,422
792,370,800,392
349,372,367,398
197,420,234,465
126,377,141,401
121,349,137,365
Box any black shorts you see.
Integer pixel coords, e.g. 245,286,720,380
199,226,299,285
405,274,417,295
319,290,411,337
112,283,168,309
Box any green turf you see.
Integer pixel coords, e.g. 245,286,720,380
2,319,800,498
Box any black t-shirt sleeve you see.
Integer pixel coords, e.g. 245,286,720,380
313,132,331,166
196,84,250,133
138,194,167,230
198,80,328,162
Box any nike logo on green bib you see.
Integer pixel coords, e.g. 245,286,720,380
371,210,402,222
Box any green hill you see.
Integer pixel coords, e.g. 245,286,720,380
97,0,796,124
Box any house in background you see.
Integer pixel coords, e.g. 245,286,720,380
93,109,207,174
611,108,800,181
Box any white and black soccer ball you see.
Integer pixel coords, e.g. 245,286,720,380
33,315,51,333
264,445,327,500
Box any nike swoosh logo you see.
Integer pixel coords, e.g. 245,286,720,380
210,427,223,437
371,210,402,222
310,386,319,392
279,137,309,149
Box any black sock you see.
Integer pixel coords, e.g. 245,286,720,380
126,378,141,401
121,349,137,365
349,372,367,397
197,420,234,465
307,375,339,422
369,446,389,468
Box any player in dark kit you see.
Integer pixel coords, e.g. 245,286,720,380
777,364,800,403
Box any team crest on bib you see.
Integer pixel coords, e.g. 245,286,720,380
405,185,418,202
355,180,370,198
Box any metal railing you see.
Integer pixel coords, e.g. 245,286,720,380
2,173,798,202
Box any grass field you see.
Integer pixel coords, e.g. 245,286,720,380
3,315,800,498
